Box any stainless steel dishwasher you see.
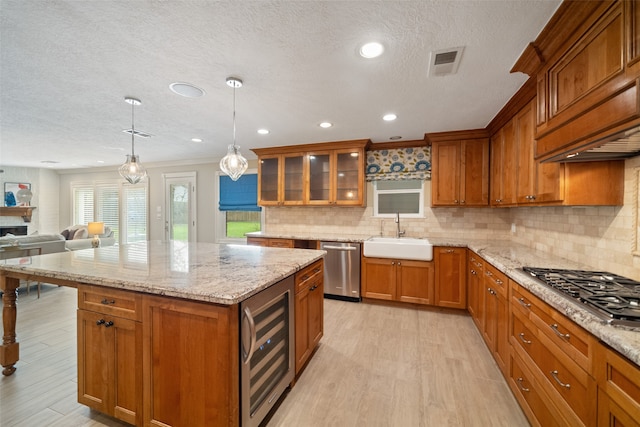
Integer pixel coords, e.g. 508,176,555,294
320,241,361,301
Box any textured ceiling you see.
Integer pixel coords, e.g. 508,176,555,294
0,0,561,170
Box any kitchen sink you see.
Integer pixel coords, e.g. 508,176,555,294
363,237,433,261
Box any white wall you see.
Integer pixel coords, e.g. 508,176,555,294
0,165,60,234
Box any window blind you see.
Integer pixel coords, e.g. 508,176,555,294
73,186,94,225
123,185,147,243
219,174,261,212
96,184,119,240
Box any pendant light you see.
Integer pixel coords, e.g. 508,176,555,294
119,97,147,184
219,77,248,181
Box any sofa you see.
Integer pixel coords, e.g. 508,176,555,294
61,224,116,250
0,233,67,260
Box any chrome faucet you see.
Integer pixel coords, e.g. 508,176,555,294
395,212,405,238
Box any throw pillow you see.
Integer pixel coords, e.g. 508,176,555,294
73,228,88,240
61,229,70,240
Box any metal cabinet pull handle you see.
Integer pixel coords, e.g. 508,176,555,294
101,298,115,305
550,324,570,340
96,319,105,326
495,279,503,285
397,262,401,266
487,288,496,295
485,271,493,277
241,307,257,365
518,298,531,309
446,249,454,253
516,377,530,392
550,370,571,389
470,269,477,275
518,333,532,345
104,321,114,328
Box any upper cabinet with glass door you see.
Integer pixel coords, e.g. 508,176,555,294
252,139,370,207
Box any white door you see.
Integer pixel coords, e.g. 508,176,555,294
163,172,197,242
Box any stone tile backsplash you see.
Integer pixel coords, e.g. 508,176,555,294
265,157,640,280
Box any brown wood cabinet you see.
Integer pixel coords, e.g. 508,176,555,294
595,342,640,427
252,139,370,207
515,99,563,204
433,247,466,309
294,259,324,374
481,263,509,376
246,237,295,248
513,1,640,162
467,251,484,330
491,93,624,207
77,285,142,426
509,281,597,427
361,256,434,305
142,295,239,427
490,122,518,206
426,129,489,207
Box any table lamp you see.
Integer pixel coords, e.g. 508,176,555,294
88,222,105,248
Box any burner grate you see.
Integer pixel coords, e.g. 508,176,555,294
522,267,640,322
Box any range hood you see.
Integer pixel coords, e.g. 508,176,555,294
544,125,640,163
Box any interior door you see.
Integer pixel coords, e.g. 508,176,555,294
163,173,196,242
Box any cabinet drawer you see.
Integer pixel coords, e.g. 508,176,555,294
78,284,142,321
509,353,566,427
483,262,507,297
295,260,323,293
595,342,640,424
512,308,596,425
512,283,594,373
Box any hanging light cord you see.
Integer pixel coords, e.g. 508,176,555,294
131,100,136,157
232,84,237,152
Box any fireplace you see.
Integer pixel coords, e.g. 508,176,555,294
0,226,28,237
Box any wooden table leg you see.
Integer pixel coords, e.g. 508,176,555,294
1,275,20,376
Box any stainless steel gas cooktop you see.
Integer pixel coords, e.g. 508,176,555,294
522,267,640,326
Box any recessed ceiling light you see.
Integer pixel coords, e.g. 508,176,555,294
389,136,403,140
383,113,397,121
191,138,203,143
257,129,270,135
97,160,105,164
169,82,205,98
360,42,384,58
319,122,333,128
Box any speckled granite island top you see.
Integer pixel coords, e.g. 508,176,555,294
0,241,325,305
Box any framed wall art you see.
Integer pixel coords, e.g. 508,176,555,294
4,182,32,207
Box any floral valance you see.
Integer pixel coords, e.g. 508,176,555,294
365,146,431,181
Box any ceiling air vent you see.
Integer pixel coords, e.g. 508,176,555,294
428,47,464,77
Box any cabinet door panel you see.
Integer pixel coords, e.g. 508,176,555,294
361,258,396,300
78,309,111,413
397,260,434,305
335,149,364,205
283,154,305,204
461,139,489,206
295,287,311,373
431,141,461,206
259,156,280,205
501,119,518,205
434,248,466,309
490,130,504,205
143,297,238,427
308,152,331,203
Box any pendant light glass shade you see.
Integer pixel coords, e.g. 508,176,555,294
119,97,147,184
220,144,248,181
219,77,248,181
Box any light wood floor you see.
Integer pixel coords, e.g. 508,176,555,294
0,285,529,427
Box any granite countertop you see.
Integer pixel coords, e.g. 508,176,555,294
0,241,325,305
246,231,373,243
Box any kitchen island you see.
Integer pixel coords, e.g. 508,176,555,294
0,241,325,426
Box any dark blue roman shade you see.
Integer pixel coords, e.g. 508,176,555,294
219,174,261,212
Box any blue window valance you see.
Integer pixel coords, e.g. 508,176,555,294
219,174,262,211
366,146,431,181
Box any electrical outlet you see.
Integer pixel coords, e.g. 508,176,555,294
511,223,517,233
